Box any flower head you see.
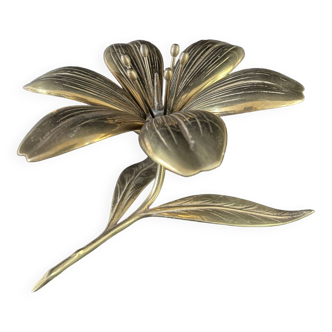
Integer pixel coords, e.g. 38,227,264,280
18,40,304,176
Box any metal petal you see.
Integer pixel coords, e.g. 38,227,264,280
139,111,227,177
104,40,164,113
18,106,145,162
169,40,244,112
24,66,144,118
181,68,305,116
106,158,158,228
148,194,314,226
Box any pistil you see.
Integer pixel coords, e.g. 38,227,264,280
153,73,163,111
163,68,173,115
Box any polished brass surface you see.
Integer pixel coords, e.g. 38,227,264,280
147,195,314,226
104,40,164,114
120,54,131,68
163,68,172,114
32,164,166,292
139,111,227,176
169,40,245,113
23,66,143,117
170,43,180,72
18,106,145,162
126,67,154,118
107,158,157,228
19,39,313,291
153,73,163,111
169,51,189,112
140,44,154,95
181,68,304,115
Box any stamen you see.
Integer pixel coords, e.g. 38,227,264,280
169,52,189,112
170,44,180,72
127,68,154,118
140,44,154,96
120,54,131,68
163,68,173,115
153,73,163,111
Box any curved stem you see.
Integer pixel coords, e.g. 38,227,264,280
136,164,165,212
32,165,165,292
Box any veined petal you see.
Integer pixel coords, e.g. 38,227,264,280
181,68,305,116
18,106,145,162
169,40,244,112
24,67,144,118
104,40,164,113
139,111,227,177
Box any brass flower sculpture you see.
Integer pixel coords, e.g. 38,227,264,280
18,40,313,291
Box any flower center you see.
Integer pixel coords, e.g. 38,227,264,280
121,43,189,119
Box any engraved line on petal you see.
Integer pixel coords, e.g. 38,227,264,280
152,120,169,148
171,114,194,150
186,111,203,135
199,112,213,133
202,51,232,78
162,116,178,145
176,112,192,124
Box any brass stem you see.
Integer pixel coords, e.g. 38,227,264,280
136,164,165,212
32,165,165,292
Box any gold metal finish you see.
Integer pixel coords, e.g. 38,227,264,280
163,68,172,114
140,44,154,95
19,39,313,291
104,40,164,114
139,111,227,176
147,195,314,226
127,68,154,118
153,73,163,111
170,43,180,71
32,164,165,292
23,66,143,117
107,158,157,228
169,40,245,112
120,54,132,68
169,52,189,112
181,68,305,115
18,106,145,162
127,68,138,81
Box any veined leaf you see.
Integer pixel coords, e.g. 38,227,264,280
148,194,313,227
107,158,158,228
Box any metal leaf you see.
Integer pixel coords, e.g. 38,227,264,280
169,40,244,112
104,40,164,112
149,194,314,226
139,111,227,177
107,158,158,228
18,106,145,162
24,66,144,118
181,68,305,116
